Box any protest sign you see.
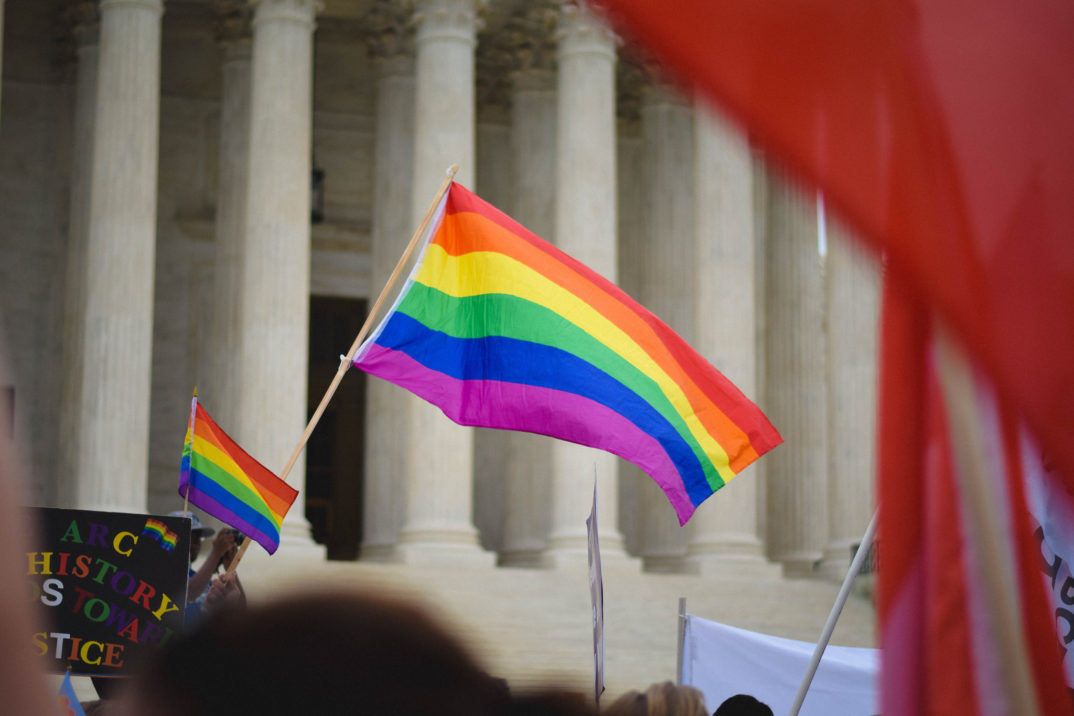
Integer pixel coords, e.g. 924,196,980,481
26,507,189,676
1023,432,1074,688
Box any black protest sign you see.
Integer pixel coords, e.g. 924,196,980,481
26,507,189,676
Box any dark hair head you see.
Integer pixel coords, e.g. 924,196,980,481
713,693,773,716
119,589,524,716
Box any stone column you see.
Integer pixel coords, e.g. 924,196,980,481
410,0,480,196
75,0,164,512
205,3,251,432
236,0,321,548
635,81,693,572
497,54,557,566
613,57,645,556
58,2,98,508
819,213,878,580
472,41,513,556
361,8,414,560
686,103,776,575
751,153,771,549
543,1,628,566
764,171,828,576
395,0,490,562
474,43,512,210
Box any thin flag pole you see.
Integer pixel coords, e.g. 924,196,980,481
788,508,878,716
676,597,687,686
224,164,459,576
183,388,198,518
586,472,606,707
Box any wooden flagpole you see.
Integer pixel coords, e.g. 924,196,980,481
225,164,459,575
932,326,1040,715
182,388,197,518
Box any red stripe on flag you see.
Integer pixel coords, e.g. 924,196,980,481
195,405,297,509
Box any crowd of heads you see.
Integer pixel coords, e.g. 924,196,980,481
69,585,774,716
99,589,596,716
603,682,772,716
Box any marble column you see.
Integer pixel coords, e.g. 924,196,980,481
751,153,771,549
686,103,775,575
475,107,512,210
635,81,693,572
472,77,512,555
58,3,98,508
819,213,878,580
496,62,557,566
206,4,251,433
613,59,645,556
395,0,489,562
543,1,628,566
75,0,164,512
361,15,414,561
236,0,320,548
764,171,828,576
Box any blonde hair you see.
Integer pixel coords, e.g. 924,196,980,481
605,681,708,716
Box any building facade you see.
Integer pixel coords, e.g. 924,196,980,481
0,0,879,693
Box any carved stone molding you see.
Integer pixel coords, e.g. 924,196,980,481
412,0,487,43
215,0,253,47
555,0,616,56
55,0,100,80
364,0,415,66
69,1,100,46
615,50,648,122
502,0,558,75
250,0,322,29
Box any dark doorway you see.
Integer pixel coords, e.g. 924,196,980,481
306,296,367,560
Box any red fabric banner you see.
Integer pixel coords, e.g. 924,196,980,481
593,0,1074,491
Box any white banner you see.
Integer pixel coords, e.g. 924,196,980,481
681,615,878,716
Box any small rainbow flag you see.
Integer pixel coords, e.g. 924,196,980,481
57,670,86,716
141,518,178,551
179,395,297,554
353,183,781,524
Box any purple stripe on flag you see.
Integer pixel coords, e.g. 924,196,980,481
359,343,697,522
184,490,280,554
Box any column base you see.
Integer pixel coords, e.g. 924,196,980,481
234,537,325,584
358,542,397,563
497,547,547,568
275,518,326,561
392,541,495,567
276,535,327,561
540,531,640,572
685,553,782,579
393,522,495,566
641,554,686,573
685,533,774,577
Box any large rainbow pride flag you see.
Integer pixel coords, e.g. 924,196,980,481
352,183,781,524
179,395,297,554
